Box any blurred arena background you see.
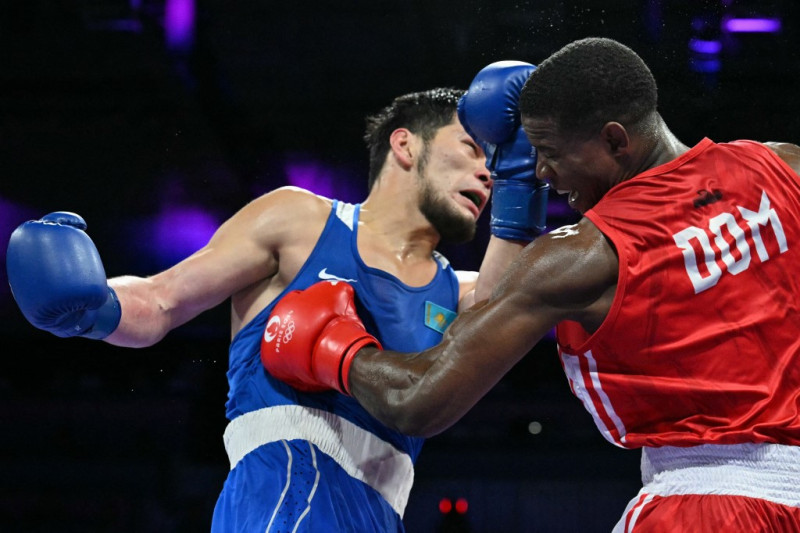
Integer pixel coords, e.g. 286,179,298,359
1,1,798,531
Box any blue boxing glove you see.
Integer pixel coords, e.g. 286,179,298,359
458,60,550,241
7,212,121,339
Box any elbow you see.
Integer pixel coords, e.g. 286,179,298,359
376,395,457,438
392,418,448,439
389,416,436,439
349,351,460,437
105,326,166,349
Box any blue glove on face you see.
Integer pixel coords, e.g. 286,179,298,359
7,212,121,339
458,60,550,241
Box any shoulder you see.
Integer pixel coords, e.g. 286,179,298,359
532,218,618,292
725,140,800,177
763,142,800,175
235,186,332,230
246,186,333,218
496,218,618,324
455,270,478,285
214,186,334,250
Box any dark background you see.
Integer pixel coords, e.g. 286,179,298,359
1,1,798,531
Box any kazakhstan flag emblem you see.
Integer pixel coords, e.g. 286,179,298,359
424,301,456,334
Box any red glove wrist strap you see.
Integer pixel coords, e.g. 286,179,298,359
313,318,381,395
339,336,382,395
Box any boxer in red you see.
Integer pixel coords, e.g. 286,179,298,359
261,38,800,531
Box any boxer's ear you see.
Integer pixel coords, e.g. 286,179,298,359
600,122,630,156
388,128,417,170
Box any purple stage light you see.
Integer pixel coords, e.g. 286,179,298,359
285,158,338,199
0,198,34,237
689,58,722,73
151,206,218,265
722,17,782,33
164,0,195,51
0,198,37,293
282,154,368,203
689,38,723,55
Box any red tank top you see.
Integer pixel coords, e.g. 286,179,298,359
556,138,800,448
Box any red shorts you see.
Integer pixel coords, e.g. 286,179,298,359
618,493,800,532
614,443,800,533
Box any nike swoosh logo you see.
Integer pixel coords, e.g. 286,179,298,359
318,268,357,283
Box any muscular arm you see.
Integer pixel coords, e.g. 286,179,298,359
457,236,526,310
349,218,618,437
765,142,800,175
105,187,325,347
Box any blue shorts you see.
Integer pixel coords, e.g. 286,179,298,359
211,440,404,532
211,406,413,532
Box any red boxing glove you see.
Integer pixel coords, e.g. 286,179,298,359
260,281,381,394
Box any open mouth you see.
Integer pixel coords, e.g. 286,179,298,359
555,189,580,209
567,191,580,207
459,190,483,210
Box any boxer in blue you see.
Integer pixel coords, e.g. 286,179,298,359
7,65,546,531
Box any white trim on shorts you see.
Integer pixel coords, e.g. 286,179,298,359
639,442,800,507
222,405,415,518
613,442,800,533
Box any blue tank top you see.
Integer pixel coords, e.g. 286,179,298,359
225,200,460,461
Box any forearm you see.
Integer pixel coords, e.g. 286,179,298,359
347,347,442,437
104,238,266,348
473,236,527,303
105,275,176,347
349,298,535,437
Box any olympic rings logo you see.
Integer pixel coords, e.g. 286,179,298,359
282,320,295,344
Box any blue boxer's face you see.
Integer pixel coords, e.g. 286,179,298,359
415,119,492,242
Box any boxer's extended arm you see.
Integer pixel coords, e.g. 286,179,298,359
106,187,324,347
348,218,618,437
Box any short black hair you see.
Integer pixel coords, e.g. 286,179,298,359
363,88,464,189
520,37,658,136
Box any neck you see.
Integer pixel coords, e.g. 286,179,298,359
359,181,440,261
628,115,690,179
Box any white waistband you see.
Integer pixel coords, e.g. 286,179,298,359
222,405,414,517
641,443,800,508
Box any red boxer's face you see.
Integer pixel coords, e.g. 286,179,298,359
416,119,492,242
522,115,617,214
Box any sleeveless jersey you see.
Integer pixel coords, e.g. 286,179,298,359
225,199,459,463
556,138,800,449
